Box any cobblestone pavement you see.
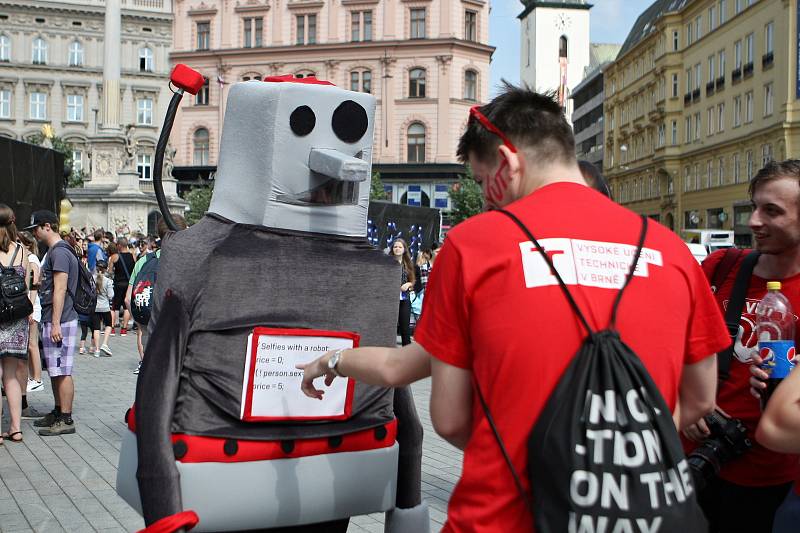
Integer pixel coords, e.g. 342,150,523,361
0,333,461,532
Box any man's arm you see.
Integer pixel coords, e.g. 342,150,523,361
430,358,472,450
676,355,717,431
50,271,68,342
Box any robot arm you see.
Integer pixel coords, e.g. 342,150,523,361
135,290,192,526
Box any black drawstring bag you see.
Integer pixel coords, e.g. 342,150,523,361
476,210,707,532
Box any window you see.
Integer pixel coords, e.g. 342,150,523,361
694,63,701,90
68,41,83,66
762,143,773,166
733,152,741,182
686,23,693,46
197,22,210,50
658,124,666,147
708,55,715,83
719,0,727,24
673,30,679,51
66,94,83,122
410,8,426,39
72,150,83,175
193,128,209,166
464,70,477,101
350,70,371,93
139,47,153,72
694,163,700,190
351,11,373,41
296,14,317,44
137,153,152,181
735,0,743,14
29,92,46,120
137,97,153,125
708,160,715,187
407,123,425,163
243,17,263,48
465,10,477,41
672,73,679,97
196,77,209,105
718,157,725,184
745,91,753,122
718,50,726,77
0,35,10,62
734,40,742,68
709,6,717,31
744,33,754,64
559,36,568,58
734,95,742,126
409,68,426,98
746,150,754,180
765,22,774,54
686,68,692,93
695,16,702,41
694,112,701,140
671,120,678,145
32,37,47,64
764,82,774,115
685,116,692,143
707,107,715,135
718,102,725,131
0,89,10,118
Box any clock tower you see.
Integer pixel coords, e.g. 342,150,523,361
519,1,592,122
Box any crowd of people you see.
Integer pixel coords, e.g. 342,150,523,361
0,210,184,441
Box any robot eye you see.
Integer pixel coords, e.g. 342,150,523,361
332,100,368,143
290,105,316,136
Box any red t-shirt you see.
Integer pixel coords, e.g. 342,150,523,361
684,249,800,487
414,182,730,533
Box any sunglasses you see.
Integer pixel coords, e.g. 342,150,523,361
469,106,518,154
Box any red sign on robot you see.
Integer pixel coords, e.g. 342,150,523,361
240,327,358,422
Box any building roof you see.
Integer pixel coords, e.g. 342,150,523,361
518,0,592,20
589,43,622,71
617,0,689,58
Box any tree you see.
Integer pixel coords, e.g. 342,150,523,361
448,167,484,226
28,124,85,188
184,183,214,225
370,171,389,201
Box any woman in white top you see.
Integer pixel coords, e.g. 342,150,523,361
91,260,114,357
18,231,42,392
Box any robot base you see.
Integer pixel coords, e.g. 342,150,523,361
117,431,399,532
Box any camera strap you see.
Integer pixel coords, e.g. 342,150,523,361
718,250,760,382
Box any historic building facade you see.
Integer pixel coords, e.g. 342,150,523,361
604,0,798,246
170,0,493,217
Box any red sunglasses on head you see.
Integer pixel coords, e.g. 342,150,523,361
469,105,518,154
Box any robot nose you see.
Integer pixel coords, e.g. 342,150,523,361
309,148,369,182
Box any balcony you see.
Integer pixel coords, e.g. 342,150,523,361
743,62,754,78
715,76,725,91
684,93,692,105
692,88,700,102
706,81,715,97
732,68,742,83
762,52,774,69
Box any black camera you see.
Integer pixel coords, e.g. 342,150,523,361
688,410,753,492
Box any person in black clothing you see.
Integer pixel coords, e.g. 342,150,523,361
391,238,416,346
109,238,136,336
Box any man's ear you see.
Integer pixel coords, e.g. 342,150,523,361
498,144,522,180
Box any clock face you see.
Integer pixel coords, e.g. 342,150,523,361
555,14,571,31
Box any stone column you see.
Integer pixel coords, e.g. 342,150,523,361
435,55,452,163
379,54,397,163
101,0,121,130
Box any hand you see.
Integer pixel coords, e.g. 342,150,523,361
682,405,730,442
50,323,63,344
749,352,769,399
296,350,338,400
401,282,413,292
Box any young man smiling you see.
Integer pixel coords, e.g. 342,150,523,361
299,85,728,531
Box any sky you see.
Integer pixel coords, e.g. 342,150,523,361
488,0,642,95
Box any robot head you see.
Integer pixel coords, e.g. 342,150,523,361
209,76,376,237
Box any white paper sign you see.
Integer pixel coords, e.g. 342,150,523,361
240,331,355,421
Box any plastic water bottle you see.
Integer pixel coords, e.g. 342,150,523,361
756,281,796,409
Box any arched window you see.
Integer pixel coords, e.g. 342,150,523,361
295,70,316,79
193,128,210,166
0,35,10,62
559,35,568,59
68,41,83,67
407,123,425,163
350,70,372,93
409,68,426,98
139,47,154,72
32,37,47,65
464,70,477,101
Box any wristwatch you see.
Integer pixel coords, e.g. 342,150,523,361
327,349,346,377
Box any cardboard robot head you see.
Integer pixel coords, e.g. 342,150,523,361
209,77,376,237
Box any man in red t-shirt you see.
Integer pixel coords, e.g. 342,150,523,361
683,160,800,532
298,86,728,532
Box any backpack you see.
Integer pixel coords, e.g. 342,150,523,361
130,253,159,325
53,241,97,316
478,210,707,533
0,244,33,324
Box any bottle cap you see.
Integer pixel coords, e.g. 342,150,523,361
767,281,782,291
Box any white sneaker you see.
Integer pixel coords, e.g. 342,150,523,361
93,349,101,358
100,344,113,356
133,361,142,375
27,379,44,392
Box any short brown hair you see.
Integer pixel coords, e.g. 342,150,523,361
749,159,800,198
157,214,188,239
